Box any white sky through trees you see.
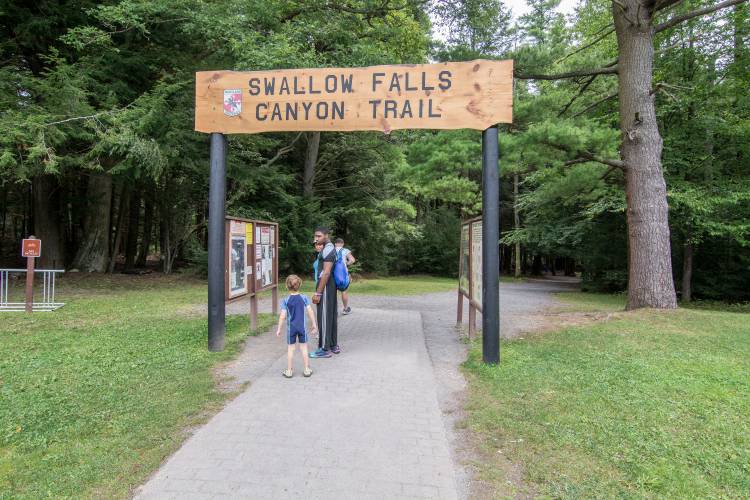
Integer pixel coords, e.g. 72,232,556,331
505,0,578,19
431,0,580,43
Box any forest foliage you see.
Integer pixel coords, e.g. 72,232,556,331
0,0,747,301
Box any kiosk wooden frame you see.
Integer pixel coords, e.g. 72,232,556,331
224,216,280,330
457,216,483,337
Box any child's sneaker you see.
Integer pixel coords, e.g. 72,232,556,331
282,369,293,378
309,348,332,358
331,345,341,354
303,367,313,377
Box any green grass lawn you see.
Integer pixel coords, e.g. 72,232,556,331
0,272,455,498
0,274,273,499
463,293,750,498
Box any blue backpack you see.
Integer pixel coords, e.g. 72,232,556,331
333,249,350,291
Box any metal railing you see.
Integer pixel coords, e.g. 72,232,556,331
0,269,65,312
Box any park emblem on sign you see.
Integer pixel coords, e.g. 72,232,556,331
223,89,242,116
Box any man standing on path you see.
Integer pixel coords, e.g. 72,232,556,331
335,238,356,315
310,227,340,357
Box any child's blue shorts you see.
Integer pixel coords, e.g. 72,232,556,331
287,329,308,345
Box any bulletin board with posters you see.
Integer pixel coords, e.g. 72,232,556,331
252,220,279,293
470,219,483,310
225,216,279,328
457,216,482,336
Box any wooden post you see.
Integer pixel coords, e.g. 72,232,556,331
468,303,476,339
456,291,463,327
22,235,41,313
25,253,34,313
249,293,258,331
272,222,279,315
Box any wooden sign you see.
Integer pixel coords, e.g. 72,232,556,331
21,239,41,258
195,59,513,134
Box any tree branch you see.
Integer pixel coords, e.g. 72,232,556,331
260,132,304,168
515,65,618,80
571,92,619,117
585,152,626,170
612,0,638,25
600,164,622,180
558,75,598,117
563,152,625,171
653,0,684,12
555,26,615,64
548,141,627,170
654,0,748,33
44,102,136,126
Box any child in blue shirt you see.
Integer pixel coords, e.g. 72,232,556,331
275,274,318,378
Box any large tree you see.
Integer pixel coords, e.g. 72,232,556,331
516,0,748,309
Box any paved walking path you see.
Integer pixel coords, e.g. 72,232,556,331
136,308,458,499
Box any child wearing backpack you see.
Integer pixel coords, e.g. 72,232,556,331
275,274,318,378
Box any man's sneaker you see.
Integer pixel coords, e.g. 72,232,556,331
309,348,332,358
282,369,293,378
303,368,313,377
342,307,352,315
331,345,341,354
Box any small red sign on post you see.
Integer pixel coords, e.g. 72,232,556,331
22,239,42,258
22,237,41,313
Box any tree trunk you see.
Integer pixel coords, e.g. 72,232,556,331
507,245,513,274
108,184,130,273
124,190,140,270
614,2,677,309
25,183,31,240
159,197,172,274
682,240,693,302
72,172,112,272
32,175,65,268
734,3,747,66
137,190,154,268
565,258,576,276
303,131,320,197
0,184,6,258
513,173,521,278
531,254,542,276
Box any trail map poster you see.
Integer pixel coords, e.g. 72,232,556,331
459,225,470,295
229,235,246,298
196,60,513,134
471,220,483,310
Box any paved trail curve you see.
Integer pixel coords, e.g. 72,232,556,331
137,278,576,499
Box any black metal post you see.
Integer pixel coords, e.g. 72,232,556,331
208,133,227,351
482,126,500,364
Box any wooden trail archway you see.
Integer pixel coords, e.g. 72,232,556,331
195,59,513,364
